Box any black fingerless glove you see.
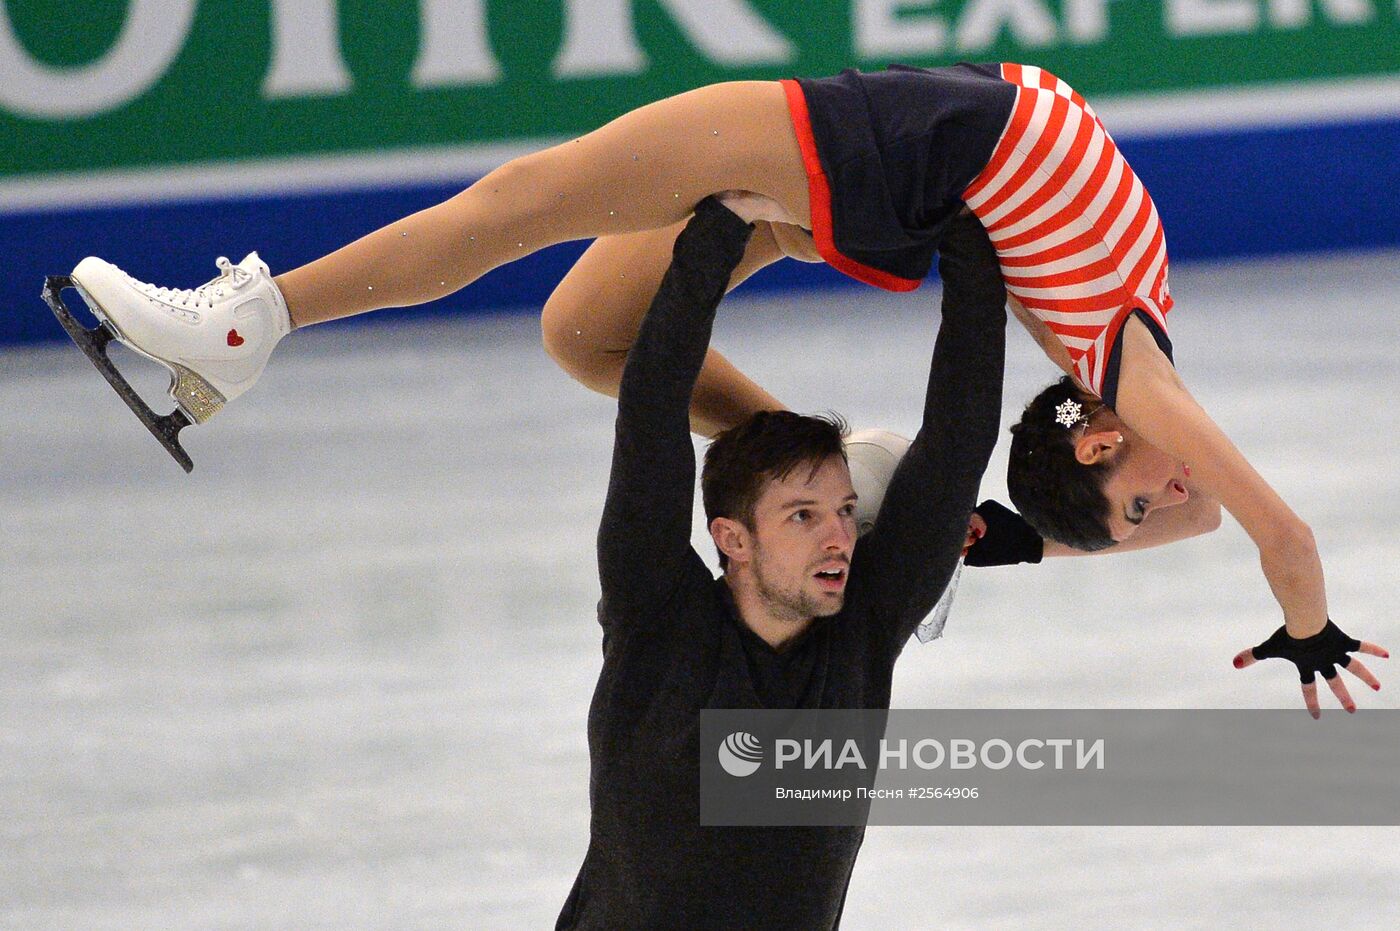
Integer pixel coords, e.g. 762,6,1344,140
1248,619,1361,684
965,499,1044,567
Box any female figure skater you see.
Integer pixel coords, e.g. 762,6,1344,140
68,62,1384,712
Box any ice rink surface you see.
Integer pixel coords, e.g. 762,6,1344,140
3,250,1398,929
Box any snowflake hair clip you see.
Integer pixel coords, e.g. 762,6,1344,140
1054,399,1085,429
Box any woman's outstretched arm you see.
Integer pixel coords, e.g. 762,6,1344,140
1104,318,1388,712
1112,316,1327,635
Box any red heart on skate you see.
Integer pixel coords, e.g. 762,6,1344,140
226,329,245,347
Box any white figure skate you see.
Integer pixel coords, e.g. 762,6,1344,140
47,253,291,471
844,427,912,537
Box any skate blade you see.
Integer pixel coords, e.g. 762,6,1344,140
43,275,196,473
68,277,227,426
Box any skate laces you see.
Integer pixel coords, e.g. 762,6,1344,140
141,257,256,309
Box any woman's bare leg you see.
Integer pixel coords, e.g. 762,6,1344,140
276,81,808,327
543,219,789,436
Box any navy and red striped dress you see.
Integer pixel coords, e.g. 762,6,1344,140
782,62,1173,401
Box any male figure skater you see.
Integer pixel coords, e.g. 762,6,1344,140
557,198,1005,928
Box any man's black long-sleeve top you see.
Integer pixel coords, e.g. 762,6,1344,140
557,199,1007,930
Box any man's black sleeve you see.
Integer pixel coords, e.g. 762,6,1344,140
856,214,1007,649
596,198,753,618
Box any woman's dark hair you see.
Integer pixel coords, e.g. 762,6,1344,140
1006,376,1118,552
702,411,849,569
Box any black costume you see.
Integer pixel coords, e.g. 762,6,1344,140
556,200,1007,930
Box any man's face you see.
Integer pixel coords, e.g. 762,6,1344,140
746,455,859,622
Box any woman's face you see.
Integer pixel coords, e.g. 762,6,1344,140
1099,431,1190,542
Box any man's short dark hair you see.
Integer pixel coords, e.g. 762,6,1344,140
1006,376,1118,552
702,411,849,569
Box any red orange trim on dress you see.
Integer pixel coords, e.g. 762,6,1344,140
779,79,922,293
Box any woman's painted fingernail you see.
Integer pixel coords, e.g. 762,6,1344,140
1233,656,1244,669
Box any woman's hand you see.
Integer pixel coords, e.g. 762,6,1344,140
962,500,1045,566
1233,620,1388,717
961,512,987,558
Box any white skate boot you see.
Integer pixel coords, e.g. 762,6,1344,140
47,253,291,471
70,253,291,422
844,428,911,537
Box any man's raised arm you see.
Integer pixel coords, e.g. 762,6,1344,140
597,198,754,613
860,213,1008,644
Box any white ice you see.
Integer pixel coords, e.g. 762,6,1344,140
3,250,1398,929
